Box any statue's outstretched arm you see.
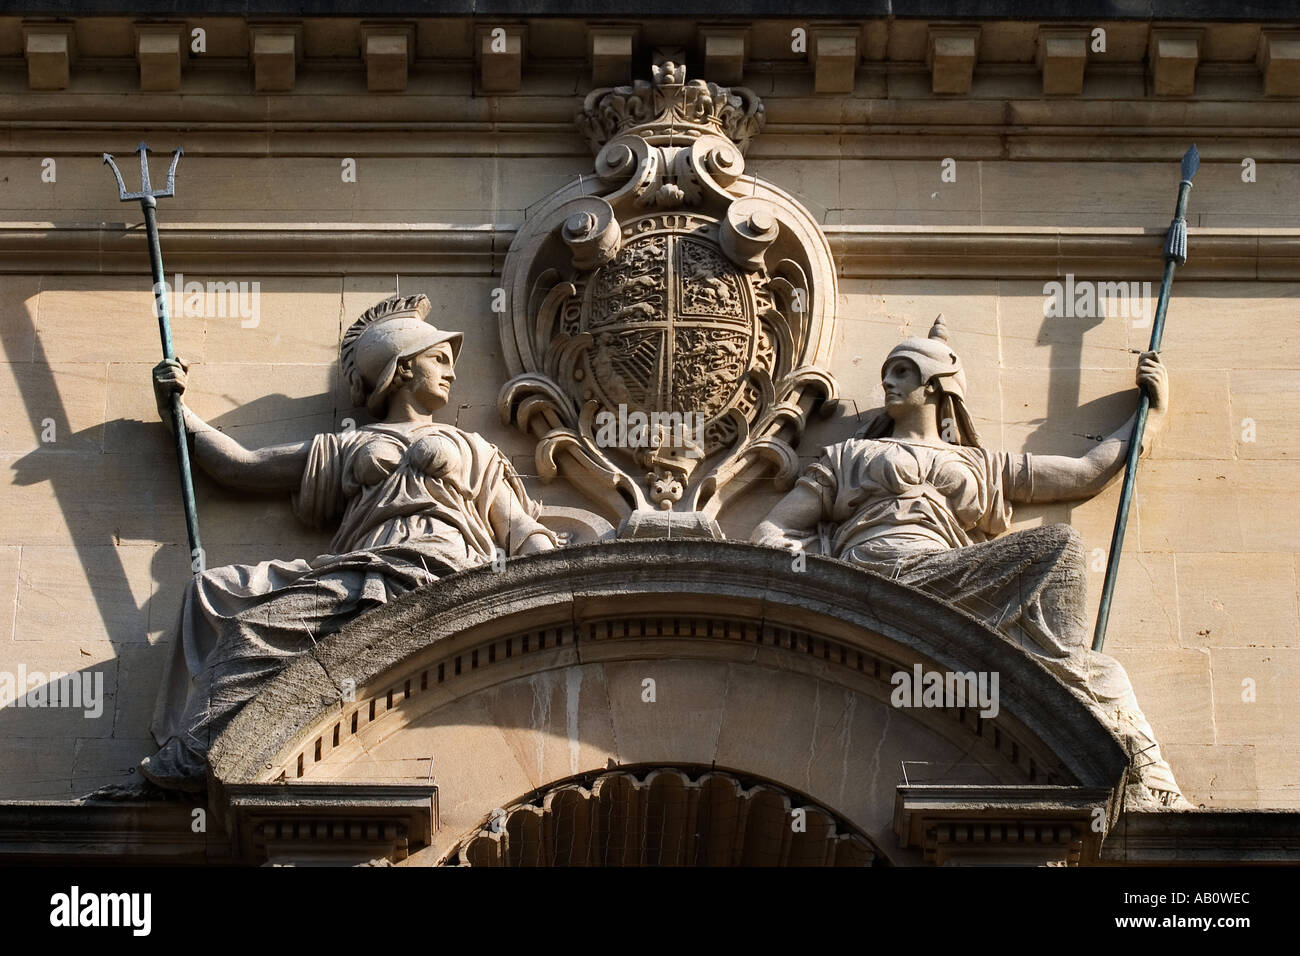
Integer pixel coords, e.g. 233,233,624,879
1019,351,1168,504
153,357,311,493
751,482,822,549
487,480,556,555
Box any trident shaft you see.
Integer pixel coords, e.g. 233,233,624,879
1092,144,1199,652
104,143,202,569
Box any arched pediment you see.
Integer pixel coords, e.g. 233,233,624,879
208,540,1129,865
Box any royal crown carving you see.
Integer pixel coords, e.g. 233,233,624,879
576,53,765,157
498,54,838,532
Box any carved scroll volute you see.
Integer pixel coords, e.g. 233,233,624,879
594,134,659,207
557,197,621,271
721,197,779,272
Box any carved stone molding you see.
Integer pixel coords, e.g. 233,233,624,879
221,782,438,866
894,785,1114,866
7,223,1294,280
498,57,838,526
207,542,1130,819
444,766,879,866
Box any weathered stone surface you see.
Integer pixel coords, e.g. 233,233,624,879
1210,648,1300,746
1158,744,1258,809
1177,552,1299,649
12,545,155,647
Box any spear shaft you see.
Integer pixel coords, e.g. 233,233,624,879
1092,145,1199,652
104,144,202,570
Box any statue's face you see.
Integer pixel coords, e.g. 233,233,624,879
404,342,456,410
881,356,930,412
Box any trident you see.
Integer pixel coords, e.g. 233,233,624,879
1093,144,1199,652
103,143,202,570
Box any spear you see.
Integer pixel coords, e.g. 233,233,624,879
103,143,203,571
1093,144,1199,652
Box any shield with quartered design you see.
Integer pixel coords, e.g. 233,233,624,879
585,228,756,422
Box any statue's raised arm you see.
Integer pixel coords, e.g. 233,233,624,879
142,293,557,791
751,316,1186,808
152,358,311,492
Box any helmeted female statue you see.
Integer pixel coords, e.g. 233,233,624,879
751,317,1185,806
144,293,558,789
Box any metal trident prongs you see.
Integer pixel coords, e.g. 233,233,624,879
104,141,182,201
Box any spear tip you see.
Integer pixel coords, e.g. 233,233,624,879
1181,143,1199,182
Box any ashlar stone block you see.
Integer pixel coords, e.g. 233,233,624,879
588,27,636,88
249,26,301,93
927,26,980,95
700,27,747,86
477,24,525,93
22,23,74,91
1148,28,1202,97
134,23,185,92
1257,30,1300,97
361,24,414,93
1036,27,1088,95
810,28,859,95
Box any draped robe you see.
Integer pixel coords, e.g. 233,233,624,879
146,422,553,786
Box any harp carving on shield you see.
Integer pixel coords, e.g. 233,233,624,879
497,52,838,537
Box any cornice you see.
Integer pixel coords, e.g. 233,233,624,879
0,221,1292,279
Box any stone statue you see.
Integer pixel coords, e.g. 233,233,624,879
144,293,558,790
751,316,1186,807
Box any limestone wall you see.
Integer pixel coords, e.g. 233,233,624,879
0,15,1295,808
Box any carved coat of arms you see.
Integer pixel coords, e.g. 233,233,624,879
498,54,838,535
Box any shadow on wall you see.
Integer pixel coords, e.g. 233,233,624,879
0,288,341,796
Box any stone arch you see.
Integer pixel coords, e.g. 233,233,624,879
208,540,1129,865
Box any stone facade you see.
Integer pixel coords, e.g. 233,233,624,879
0,3,1296,863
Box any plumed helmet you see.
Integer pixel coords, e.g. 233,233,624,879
341,294,462,416
881,314,968,401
